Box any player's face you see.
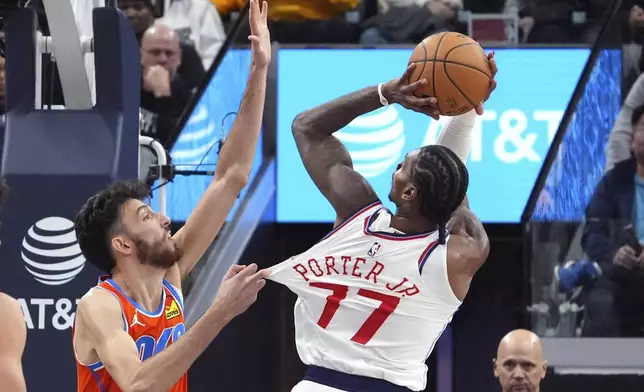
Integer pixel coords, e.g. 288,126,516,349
494,355,546,392
113,199,179,269
388,150,420,206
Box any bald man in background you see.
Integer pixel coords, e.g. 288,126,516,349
494,329,547,392
139,23,194,145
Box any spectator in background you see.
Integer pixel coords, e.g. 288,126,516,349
517,0,608,44
214,0,361,43
119,0,206,89
360,0,463,45
494,329,547,392
582,105,644,337
606,72,644,172
157,0,227,69
625,1,644,44
139,24,194,146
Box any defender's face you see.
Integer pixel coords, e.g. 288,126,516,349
494,354,546,392
388,150,419,205
113,198,178,269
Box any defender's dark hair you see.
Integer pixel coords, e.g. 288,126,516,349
412,145,469,244
632,104,644,128
74,180,150,273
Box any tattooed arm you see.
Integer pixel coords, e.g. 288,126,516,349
291,86,380,222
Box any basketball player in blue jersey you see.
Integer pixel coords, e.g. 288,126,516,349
0,178,27,392
269,55,497,392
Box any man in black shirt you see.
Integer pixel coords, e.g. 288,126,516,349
139,24,194,145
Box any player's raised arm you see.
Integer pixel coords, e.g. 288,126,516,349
439,53,497,293
168,0,270,283
291,64,440,222
76,264,267,392
0,293,27,392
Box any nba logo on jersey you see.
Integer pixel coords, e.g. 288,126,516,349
367,242,381,258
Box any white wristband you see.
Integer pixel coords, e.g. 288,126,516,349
377,83,389,106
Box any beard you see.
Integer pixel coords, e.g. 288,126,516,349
134,237,180,269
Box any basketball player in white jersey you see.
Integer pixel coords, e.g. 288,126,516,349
269,54,497,392
0,179,27,392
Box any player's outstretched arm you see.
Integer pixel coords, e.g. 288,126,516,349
168,0,270,284
437,54,496,295
76,264,267,392
0,293,27,392
292,64,439,222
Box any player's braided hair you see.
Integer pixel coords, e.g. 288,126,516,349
412,145,469,244
74,180,150,273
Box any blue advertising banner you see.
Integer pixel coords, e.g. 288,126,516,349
153,49,263,222
276,48,590,223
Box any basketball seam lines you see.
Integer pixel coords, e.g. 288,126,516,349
443,42,491,77
410,59,491,78
432,32,449,114
418,39,428,97
443,61,476,112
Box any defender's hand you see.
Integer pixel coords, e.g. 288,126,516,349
474,51,498,115
382,63,441,120
248,0,271,69
212,263,269,319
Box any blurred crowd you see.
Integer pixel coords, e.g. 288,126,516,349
1,0,643,146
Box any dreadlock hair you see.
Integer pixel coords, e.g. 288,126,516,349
412,145,469,244
74,180,151,273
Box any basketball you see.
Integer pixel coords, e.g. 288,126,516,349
408,32,492,116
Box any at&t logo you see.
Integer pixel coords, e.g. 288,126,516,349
21,216,85,286
171,104,218,164
336,106,405,178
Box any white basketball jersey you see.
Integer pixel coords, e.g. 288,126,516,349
268,201,462,391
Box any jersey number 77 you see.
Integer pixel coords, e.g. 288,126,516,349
310,282,401,345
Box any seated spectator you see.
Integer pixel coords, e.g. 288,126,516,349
360,0,463,45
494,329,547,392
625,1,644,44
139,24,194,146
518,0,605,44
606,72,644,172
582,105,644,337
118,0,206,89
157,0,227,69
214,0,361,43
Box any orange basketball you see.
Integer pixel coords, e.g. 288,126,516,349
408,32,492,116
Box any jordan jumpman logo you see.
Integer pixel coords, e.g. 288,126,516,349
130,310,145,328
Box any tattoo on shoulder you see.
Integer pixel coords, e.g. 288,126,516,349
450,207,485,239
